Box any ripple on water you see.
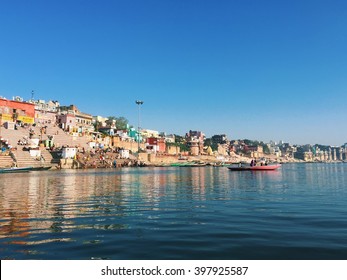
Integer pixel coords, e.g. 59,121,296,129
1,164,347,259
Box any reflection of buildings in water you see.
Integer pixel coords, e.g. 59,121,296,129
190,168,206,197
0,210,30,244
118,169,167,202
1,171,131,244
317,163,346,190
0,176,30,243
27,175,57,232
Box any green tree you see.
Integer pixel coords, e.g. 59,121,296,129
262,144,270,154
167,135,190,151
116,117,129,129
174,134,184,143
107,116,129,130
93,121,102,131
204,138,218,151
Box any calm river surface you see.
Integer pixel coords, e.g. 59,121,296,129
1,163,347,260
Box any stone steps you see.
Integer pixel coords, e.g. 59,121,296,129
31,123,92,149
40,149,60,164
0,155,15,168
0,126,29,147
12,150,47,167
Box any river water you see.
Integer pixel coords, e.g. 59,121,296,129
1,163,347,260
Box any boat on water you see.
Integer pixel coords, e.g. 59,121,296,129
227,164,281,171
0,166,33,173
171,162,207,167
0,166,53,173
31,166,52,171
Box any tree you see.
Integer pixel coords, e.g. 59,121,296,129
93,121,102,131
262,144,270,154
116,117,129,130
107,116,129,130
204,138,218,151
174,134,185,144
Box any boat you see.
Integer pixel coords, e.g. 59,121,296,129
0,166,33,173
227,164,281,171
170,162,190,167
172,161,207,167
31,166,53,171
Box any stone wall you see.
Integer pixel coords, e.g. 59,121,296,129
167,145,180,155
112,136,145,153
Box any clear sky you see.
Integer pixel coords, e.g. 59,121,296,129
1,0,346,146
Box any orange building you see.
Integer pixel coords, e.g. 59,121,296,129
147,137,166,153
0,98,35,124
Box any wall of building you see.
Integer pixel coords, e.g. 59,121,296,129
57,114,76,132
190,142,199,156
0,98,35,124
35,110,57,124
166,145,180,155
112,136,145,153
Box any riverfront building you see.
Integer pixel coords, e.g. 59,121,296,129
57,105,94,134
0,97,35,125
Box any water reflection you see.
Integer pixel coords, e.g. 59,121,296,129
1,164,347,259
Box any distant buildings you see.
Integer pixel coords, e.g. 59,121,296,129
211,134,228,144
1,95,346,161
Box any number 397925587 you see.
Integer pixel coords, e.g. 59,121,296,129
194,267,248,276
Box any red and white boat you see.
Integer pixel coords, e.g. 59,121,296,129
227,164,281,171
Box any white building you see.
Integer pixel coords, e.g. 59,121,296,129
62,147,77,159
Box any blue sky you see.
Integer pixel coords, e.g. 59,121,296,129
1,0,346,145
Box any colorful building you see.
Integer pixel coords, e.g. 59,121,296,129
56,113,76,132
146,137,166,153
0,97,35,125
58,105,94,134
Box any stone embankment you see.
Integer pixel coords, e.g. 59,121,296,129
0,122,334,169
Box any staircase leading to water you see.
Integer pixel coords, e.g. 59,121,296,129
1,121,98,167
41,149,60,165
0,126,30,147
1,122,92,149
11,149,49,168
0,154,15,168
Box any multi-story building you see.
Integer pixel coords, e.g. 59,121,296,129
186,130,205,155
30,99,60,112
0,97,35,126
146,137,166,153
31,100,60,125
141,129,159,138
56,112,76,132
58,105,94,134
247,145,264,158
159,132,175,143
93,116,109,128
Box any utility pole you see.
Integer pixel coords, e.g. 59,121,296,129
0,109,1,136
135,100,144,154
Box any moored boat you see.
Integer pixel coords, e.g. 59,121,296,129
31,166,53,171
0,166,33,173
227,164,281,171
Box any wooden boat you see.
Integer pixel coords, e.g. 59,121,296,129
31,166,53,171
177,162,207,167
170,162,190,167
227,164,281,171
0,166,33,173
